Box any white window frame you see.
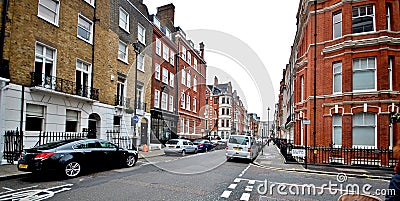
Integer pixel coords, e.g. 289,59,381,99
170,50,175,66
187,71,191,88
155,38,161,56
180,92,185,109
35,42,57,89
153,17,161,29
162,68,168,84
66,109,80,132
163,44,169,61
386,4,391,31
161,92,168,110
193,58,198,70
169,72,174,87
181,46,187,61
169,95,174,112
352,112,376,148
181,69,186,85
300,75,304,101
352,5,375,34
180,118,184,134
155,63,160,80
137,54,144,72
77,14,94,44
332,114,342,147
38,0,60,26
154,90,160,108
76,59,92,97
333,11,342,39
26,104,45,132
186,94,191,111
352,57,376,92
138,23,146,44
193,76,197,92
389,57,393,90
119,7,129,32
187,51,192,64
118,40,128,63
193,97,197,113
333,61,342,94
186,119,190,134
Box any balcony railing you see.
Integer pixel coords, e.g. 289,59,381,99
115,95,130,107
30,72,99,100
136,102,147,111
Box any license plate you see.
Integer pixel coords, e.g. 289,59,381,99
18,164,28,169
234,147,242,151
168,146,174,148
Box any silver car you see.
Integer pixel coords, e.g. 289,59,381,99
164,139,198,156
226,135,259,162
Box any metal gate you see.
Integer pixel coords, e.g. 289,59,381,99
3,128,22,164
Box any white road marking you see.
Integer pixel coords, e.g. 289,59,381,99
234,178,241,183
2,187,13,191
240,193,250,201
248,180,255,185
228,184,237,189
245,186,253,192
220,190,232,198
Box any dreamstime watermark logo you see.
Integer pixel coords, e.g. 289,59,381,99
257,173,395,197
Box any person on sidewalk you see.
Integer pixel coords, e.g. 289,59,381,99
386,140,400,201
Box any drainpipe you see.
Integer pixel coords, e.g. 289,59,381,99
91,0,98,100
0,0,9,62
174,35,180,139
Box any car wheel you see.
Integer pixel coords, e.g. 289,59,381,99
126,155,136,167
226,157,231,162
205,147,208,152
194,149,198,154
181,150,186,156
64,161,81,177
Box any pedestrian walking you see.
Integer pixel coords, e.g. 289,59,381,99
386,140,400,201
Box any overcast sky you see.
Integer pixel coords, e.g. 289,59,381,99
143,0,299,120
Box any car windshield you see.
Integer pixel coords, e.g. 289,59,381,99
229,136,249,145
166,140,179,145
34,139,81,149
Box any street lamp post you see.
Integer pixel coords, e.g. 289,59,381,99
133,41,144,150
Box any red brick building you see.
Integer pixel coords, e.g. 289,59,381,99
290,0,400,154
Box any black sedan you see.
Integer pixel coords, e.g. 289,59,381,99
17,139,138,177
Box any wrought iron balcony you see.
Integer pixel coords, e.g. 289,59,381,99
30,72,99,100
136,102,147,111
115,95,130,107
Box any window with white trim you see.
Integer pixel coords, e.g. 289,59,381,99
186,94,190,111
181,69,186,85
193,76,197,92
84,0,95,6
155,38,161,56
352,5,375,34
186,119,190,134
161,92,168,110
154,90,160,108
34,42,56,89
193,120,196,134
163,44,169,61
136,84,144,109
38,0,60,25
170,50,174,66
187,71,191,88
187,51,191,64
76,60,91,97
119,7,129,32
169,95,173,112
181,46,186,60
389,56,393,90
26,104,45,131
332,114,342,147
193,97,197,112
386,3,391,31
169,72,174,87
300,75,304,101
137,54,144,71
333,61,342,93
162,68,168,84
66,110,79,132
352,112,376,147
138,23,146,44
155,63,160,80
193,58,198,70
77,14,93,44
180,118,184,133
116,76,126,106
352,57,376,91
333,11,342,39
118,40,128,62
180,92,185,108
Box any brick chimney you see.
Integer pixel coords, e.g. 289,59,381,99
157,4,175,27
199,42,205,59
214,76,218,86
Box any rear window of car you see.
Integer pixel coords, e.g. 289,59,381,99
228,136,249,145
166,140,179,145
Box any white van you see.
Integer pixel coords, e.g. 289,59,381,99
225,135,259,162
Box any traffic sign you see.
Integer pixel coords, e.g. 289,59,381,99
133,115,139,124
303,120,311,124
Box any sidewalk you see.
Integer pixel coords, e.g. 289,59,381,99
138,149,164,159
254,144,394,180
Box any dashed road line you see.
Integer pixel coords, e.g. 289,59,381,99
228,184,237,189
221,190,232,198
248,180,255,185
245,186,253,192
240,193,250,201
234,178,241,183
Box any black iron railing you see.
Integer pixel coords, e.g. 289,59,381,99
3,128,22,164
37,131,88,146
30,72,99,100
114,95,130,107
136,102,146,110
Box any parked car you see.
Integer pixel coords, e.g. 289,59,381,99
226,135,259,162
211,140,227,150
17,139,138,178
193,139,213,152
164,139,197,156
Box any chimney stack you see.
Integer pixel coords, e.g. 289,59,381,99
199,42,205,59
214,76,218,86
157,4,175,27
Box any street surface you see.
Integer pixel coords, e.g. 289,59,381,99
0,150,392,201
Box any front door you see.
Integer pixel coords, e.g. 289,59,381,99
88,120,97,139
141,122,148,145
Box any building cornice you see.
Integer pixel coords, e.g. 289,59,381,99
322,36,400,54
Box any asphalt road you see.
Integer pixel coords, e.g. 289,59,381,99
0,150,392,201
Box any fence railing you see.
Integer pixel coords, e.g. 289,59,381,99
36,131,88,146
274,138,397,168
106,130,136,150
3,128,22,164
